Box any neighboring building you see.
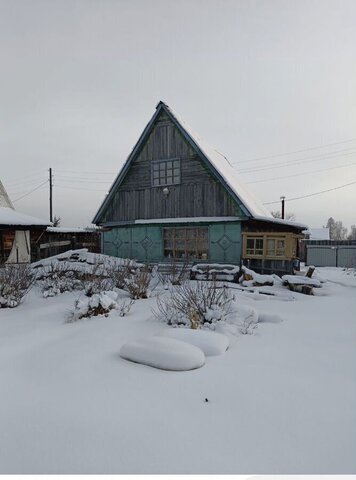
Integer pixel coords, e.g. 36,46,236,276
34,226,101,260
0,181,50,263
93,101,307,274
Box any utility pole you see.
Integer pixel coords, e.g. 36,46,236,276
49,167,53,223
280,196,285,219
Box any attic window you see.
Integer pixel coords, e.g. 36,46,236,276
152,159,181,187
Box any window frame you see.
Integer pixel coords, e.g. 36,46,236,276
163,226,209,260
246,236,264,256
151,158,181,187
243,232,299,260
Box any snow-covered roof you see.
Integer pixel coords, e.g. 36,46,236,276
163,102,307,230
94,101,307,231
163,102,273,219
46,226,99,234
0,207,50,227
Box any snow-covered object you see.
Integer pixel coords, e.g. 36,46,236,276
71,291,118,320
241,266,276,286
46,226,99,233
232,304,259,324
33,249,142,277
0,206,50,226
191,263,240,282
282,275,322,288
160,329,229,356
120,336,205,371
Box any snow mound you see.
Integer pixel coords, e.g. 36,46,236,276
160,328,229,356
120,336,205,371
232,304,259,324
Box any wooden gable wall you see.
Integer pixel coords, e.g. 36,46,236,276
100,111,244,223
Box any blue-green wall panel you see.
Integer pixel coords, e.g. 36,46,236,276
209,223,241,263
103,222,241,264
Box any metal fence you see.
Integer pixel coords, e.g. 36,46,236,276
306,244,356,268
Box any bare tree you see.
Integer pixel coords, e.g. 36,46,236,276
347,225,356,240
325,217,348,240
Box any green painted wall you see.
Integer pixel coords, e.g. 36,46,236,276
103,222,241,264
209,223,241,263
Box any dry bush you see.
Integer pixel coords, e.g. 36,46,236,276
124,267,152,299
0,264,35,307
155,280,234,328
157,259,190,287
36,261,83,297
67,292,118,322
118,298,136,317
108,260,137,290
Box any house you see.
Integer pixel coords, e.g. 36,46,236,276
93,101,307,274
0,180,50,263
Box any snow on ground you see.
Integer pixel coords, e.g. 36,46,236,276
0,267,355,473
159,328,229,356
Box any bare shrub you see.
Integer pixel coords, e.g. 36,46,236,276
36,261,83,297
238,317,258,335
118,298,135,317
108,259,137,290
0,264,35,307
67,291,118,322
157,259,190,287
80,261,114,297
124,267,152,299
155,280,234,328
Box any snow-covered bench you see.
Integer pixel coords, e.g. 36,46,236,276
190,263,240,283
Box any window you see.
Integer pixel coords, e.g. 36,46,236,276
152,159,181,187
163,227,208,260
244,233,289,259
246,237,264,256
266,238,285,257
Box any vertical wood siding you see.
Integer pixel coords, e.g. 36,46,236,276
102,112,242,222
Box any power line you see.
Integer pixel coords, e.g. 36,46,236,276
12,180,49,203
55,184,108,192
234,137,356,165
56,169,117,175
7,177,50,194
263,179,356,205
247,161,356,184
236,149,356,174
54,175,112,184
4,171,47,187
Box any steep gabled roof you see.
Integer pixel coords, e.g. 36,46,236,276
93,101,307,230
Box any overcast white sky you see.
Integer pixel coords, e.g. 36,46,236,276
1,0,355,229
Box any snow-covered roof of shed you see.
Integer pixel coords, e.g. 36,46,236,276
47,226,99,233
0,207,50,227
